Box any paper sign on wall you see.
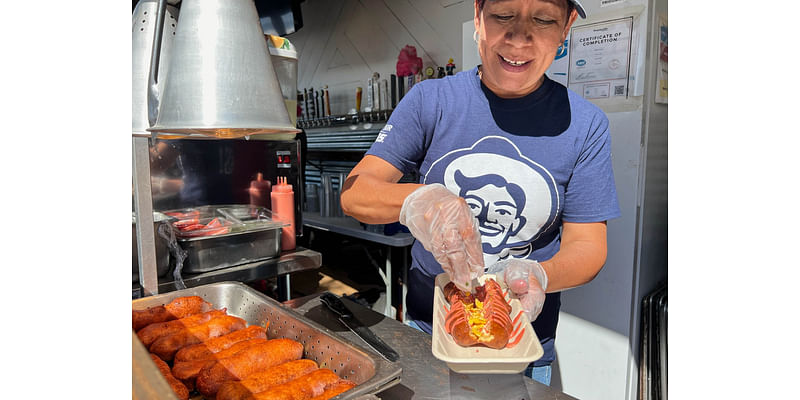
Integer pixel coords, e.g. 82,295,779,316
568,17,633,99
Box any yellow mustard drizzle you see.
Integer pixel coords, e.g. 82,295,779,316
466,299,488,338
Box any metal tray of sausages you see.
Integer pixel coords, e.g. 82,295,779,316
132,282,402,399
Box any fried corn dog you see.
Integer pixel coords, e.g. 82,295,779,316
133,296,212,331
150,314,247,361
174,325,268,363
172,338,270,382
308,380,357,400
138,309,227,348
247,369,341,400
149,353,190,400
216,359,319,400
195,338,304,398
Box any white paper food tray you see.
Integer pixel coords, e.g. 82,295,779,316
431,273,543,374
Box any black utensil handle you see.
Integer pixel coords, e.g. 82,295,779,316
353,325,399,362
320,292,352,317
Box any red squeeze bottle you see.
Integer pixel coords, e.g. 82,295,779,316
249,173,272,209
271,176,296,251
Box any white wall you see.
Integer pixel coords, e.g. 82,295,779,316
286,0,474,116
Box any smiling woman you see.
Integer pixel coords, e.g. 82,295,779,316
474,0,578,98
339,0,620,386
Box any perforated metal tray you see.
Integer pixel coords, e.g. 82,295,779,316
132,282,402,399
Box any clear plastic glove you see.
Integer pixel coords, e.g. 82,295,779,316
487,259,548,321
399,184,484,291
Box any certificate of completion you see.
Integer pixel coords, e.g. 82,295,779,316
568,17,633,99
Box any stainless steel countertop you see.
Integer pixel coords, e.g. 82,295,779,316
284,294,578,400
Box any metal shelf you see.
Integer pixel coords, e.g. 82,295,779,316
131,247,322,299
305,123,385,152
303,212,413,248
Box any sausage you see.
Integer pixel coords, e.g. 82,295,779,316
138,309,227,348
444,278,512,349
216,359,319,400
150,314,247,361
172,338,270,383
195,338,304,398
443,282,474,305
445,300,477,347
247,368,341,400
149,353,190,400
308,380,357,400
478,279,513,331
174,325,268,363
133,295,212,331
482,279,512,316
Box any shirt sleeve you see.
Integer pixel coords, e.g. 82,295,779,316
561,112,621,222
365,84,430,175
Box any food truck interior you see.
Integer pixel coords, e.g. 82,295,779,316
131,0,667,399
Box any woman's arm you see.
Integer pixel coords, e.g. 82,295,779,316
540,221,608,292
342,155,485,290
340,155,423,224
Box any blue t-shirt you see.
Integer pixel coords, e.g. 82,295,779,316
366,67,620,366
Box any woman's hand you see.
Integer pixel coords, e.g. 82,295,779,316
488,258,548,321
399,184,484,291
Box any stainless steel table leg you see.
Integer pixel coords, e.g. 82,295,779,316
364,246,393,318
402,247,408,323
384,246,393,318
133,136,158,297
277,274,292,301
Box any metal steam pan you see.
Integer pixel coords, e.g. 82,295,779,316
131,282,401,399
164,205,285,274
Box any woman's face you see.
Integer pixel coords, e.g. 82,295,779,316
474,0,578,98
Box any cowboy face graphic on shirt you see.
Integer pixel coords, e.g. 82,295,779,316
426,136,560,268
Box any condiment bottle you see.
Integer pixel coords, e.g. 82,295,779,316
323,85,331,116
249,172,272,209
366,76,374,112
271,176,296,251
